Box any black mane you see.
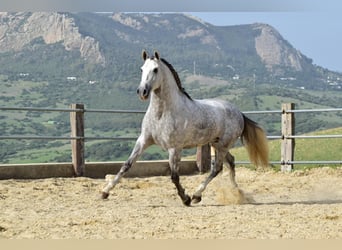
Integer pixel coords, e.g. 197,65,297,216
160,58,193,101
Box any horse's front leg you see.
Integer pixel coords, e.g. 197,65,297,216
169,148,191,206
101,135,151,199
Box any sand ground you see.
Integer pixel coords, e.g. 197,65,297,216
0,167,341,239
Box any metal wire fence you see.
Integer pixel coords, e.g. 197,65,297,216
0,105,341,167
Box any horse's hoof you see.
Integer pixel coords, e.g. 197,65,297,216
101,192,109,199
191,195,202,204
182,195,191,206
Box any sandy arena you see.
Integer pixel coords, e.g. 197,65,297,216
0,167,341,239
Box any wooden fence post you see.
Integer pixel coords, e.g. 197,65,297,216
281,103,295,172
196,144,211,173
70,104,85,176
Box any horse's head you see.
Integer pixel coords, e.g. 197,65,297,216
137,50,162,101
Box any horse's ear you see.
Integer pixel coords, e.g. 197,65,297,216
142,50,148,61
154,51,160,60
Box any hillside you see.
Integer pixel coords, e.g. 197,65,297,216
0,12,341,164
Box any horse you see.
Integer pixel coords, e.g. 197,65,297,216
102,50,269,206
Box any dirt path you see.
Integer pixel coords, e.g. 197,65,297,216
0,167,341,239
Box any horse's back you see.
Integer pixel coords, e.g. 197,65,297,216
196,98,244,125
195,98,244,144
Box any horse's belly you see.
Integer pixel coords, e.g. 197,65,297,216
172,127,217,149
151,126,205,150
184,130,217,148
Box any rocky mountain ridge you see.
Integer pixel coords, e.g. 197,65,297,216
0,12,340,89
0,12,105,65
254,23,303,71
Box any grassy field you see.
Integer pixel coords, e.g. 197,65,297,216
230,127,342,170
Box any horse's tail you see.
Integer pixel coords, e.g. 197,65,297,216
241,115,269,168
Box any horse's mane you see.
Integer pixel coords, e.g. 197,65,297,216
160,58,193,101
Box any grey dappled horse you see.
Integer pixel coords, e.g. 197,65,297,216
102,50,269,206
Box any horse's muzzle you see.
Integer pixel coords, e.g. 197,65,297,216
136,86,151,101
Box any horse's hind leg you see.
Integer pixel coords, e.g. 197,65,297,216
192,149,224,204
225,152,238,188
169,148,191,206
223,151,248,204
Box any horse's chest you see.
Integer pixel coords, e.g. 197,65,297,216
149,117,184,146
152,118,175,136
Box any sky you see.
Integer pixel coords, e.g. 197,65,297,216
0,0,341,72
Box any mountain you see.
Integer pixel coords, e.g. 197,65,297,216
0,12,341,89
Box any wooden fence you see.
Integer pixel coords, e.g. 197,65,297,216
0,103,341,178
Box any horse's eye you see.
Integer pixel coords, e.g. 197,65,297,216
153,68,158,74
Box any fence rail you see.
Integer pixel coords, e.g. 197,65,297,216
1,104,341,175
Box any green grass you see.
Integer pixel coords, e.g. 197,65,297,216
230,127,342,170
7,146,70,164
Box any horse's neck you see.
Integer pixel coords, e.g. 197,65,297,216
149,70,185,116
